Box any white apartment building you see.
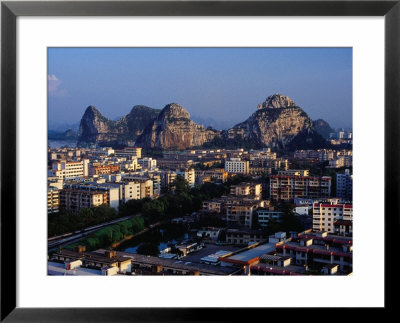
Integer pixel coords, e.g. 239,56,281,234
119,182,141,203
122,175,154,198
176,168,196,187
50,159,90,180
138,158,157,170
224,158,249,175
312,202,353,234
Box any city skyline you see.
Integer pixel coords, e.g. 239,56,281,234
48,47,352,130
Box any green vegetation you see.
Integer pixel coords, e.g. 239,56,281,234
48,204,118,237
66,217,145,252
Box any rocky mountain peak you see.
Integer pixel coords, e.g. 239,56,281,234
129,105,153,114
257,94,297,110
161,103,190,120
84,105,100,114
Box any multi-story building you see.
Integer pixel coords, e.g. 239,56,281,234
230,183,262,199
62,183,120,210
336,169,353,200
278,169,309,177
60,189,107,213
89,164,120,176
122,175,154,199
194,168,228,184
275,231,352,273
50,159,90,180
138,157,157,170
226,199,264,228
160,170,177,189
119,182,141,203
312,201,353,235
224,158,249,175
48,186,60,214
225,228,266,245
176,168,196,187
257,207,284,228
269,174,331,202
114,147,142,159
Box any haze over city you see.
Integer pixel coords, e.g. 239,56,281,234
48,47,352,130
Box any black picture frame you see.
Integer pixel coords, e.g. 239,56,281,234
1,0,398,321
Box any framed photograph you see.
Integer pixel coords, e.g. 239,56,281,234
1,0,398,321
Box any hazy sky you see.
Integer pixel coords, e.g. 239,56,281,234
48,47,352,130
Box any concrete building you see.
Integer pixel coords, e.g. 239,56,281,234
257,207,284,228
336,169,353,200
275,231,352,274
48,186,60,214
226,199,265,228
60,188,107,213
159,170,177,189
195,168,228,184
225,158,249,175
176,168,196,187
62,183,120,210
114,147,142,159
225,229,266,246
119,182,141,203
89,164,120,176
270,174,331,202
138,157,157,170
50,159,90,180
51,247,132,275
230,183,262,199
278,169,309,177
122,175,154,199
312,201,353,235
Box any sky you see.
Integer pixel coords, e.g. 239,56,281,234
48,47,352,131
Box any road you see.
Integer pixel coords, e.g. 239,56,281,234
48,215,137,251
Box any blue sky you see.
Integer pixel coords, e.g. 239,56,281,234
48,47,352,130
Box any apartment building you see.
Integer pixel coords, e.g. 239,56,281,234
176,168,196,187
60,189,107,213
278,169,309,177
312,201,353,235
224,158,250,175
48,186,60,214
257,207,284,228
114,147,142,159
138,157,157,170
275,231,352,273
269,174,331,202
336,169,353,200
50,159,90,180
62,183,120,210
226,199,264,228
230,183,262,199
195,168,228,184
89,164,120,176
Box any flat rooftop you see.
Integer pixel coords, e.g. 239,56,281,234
97,249,241,275
220,243,276,265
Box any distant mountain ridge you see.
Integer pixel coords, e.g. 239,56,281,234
76,94,331,151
